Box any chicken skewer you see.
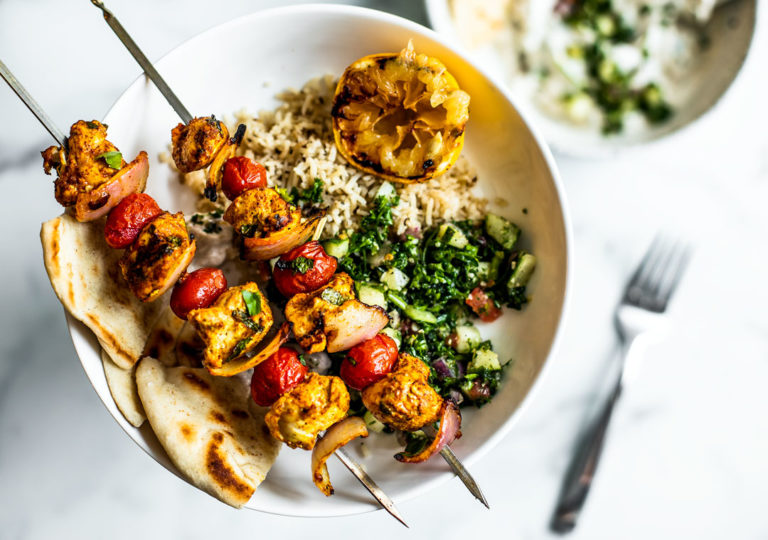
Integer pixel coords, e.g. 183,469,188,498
89,0,410,522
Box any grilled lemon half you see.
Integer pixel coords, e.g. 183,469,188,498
331,42,470,183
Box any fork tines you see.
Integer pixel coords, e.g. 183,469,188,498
624,235,692,312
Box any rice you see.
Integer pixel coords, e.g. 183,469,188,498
183,75,488,238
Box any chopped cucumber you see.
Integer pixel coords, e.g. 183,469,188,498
437,223,468,249
323,236,349,259
357,283,388,309
375,181,397,201
404,305,437,324
363,410,386,433
387,290,408,311
380,327,402,348
507,252,537,290
477,261,491,281
468,349,501,373
485,213,520,251
380,267,409,291
366,243,390,268
454,325,481,354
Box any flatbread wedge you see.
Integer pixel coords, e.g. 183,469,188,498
101,349,146,427
135,357,280,507
41,213,161,369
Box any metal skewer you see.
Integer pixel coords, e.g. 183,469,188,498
91,0,192,124
91,0,409,524
440,446,489,508
0,59,66,145
336,448,408,527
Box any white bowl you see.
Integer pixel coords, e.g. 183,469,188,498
425,0,757,158
67,4,571,516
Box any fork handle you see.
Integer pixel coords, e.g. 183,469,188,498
551,381,623,533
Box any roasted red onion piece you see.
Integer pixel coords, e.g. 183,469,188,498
394,401,462,463
73,151,149,222
311,416,368,496
325,301,389,353
207,322,290,377
241,214,323,261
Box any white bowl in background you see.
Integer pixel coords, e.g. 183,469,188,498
67,3,571,516
426,0,757,158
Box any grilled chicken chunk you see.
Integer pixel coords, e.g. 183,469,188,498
42,120,126,207
171,116,229,173
362,353,443,432
119,212,196,302
265,373,350,450
187,283,273,371
223,187,298,238
284,272,389,353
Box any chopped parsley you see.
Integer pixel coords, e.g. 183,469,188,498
291,256,314,274
191,211,223,234
320,288,347,306
231,310,262,332
97,151,122,169
241,290,261,316
290,178,325,205
239,224,258,238
227,338,250,361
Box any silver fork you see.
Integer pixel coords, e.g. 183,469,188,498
551,236,692,533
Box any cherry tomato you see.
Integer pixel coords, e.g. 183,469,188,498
250,347,308,406
272,241,338,296
170,267,228,319
339,334,398,391
221,156,267,200
104,193,163,249
465,287,502,323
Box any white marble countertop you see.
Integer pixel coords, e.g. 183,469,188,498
1,1,767,538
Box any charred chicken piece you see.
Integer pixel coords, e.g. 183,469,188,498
41,120,149,221
362,353,443,432
42,120,125,207
187,283,273,372
119,211,196,302
171,116,229,174
284,272,389,353
265,372,350,450
223,187,298,238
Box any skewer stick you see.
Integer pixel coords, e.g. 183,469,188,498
336,448,408,527
0,59,66,146
91,0,193,124
89,1,407,522
440,446,490,508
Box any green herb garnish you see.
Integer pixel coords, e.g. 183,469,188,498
298,354,308,367
290,178,325,205
291,256,315,274
227,338,250,361
240,224,259,238
232,310,262,332
241,290,261,316
320,288,347,306
97,151,122,169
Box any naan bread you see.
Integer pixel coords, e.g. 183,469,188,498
101,349,146,427
41,213,161,369
135,357,280,508
143,306,187,367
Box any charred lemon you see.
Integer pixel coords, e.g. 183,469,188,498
331,42,470,183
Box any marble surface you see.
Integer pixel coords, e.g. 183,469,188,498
1,0,767,538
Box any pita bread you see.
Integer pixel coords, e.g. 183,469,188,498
135,357,280,508
41,213,161,369
142,306,187,367
101,349,146,427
